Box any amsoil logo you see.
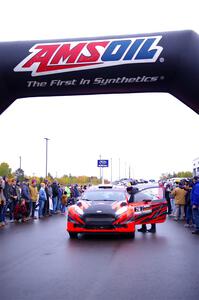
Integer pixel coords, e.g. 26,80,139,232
14,36,163,76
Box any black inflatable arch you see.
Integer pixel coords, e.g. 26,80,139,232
0,30,199,114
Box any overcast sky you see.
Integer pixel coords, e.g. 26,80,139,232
0,0,199,181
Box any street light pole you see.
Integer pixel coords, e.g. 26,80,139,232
44,138,50,178
110,157,112,183
19,156,21,169
119,158,120,180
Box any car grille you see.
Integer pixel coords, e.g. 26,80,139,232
84,214,115,226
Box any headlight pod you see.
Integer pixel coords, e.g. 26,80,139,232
116,206,128,216
74,206,84,215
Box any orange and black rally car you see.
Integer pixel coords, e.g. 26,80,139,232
66,184,167,238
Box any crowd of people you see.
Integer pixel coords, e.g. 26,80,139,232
162,175,199,235
0,176,88,227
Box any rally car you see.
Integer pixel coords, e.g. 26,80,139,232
66,184,167,238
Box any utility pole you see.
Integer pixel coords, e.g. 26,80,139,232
119,158,120,180
99,154,102,182
44,138,50,178
110,157,112,183
19,156,22,169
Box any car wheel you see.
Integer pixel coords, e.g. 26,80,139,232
68,232,78,239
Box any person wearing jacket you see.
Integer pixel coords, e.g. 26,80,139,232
38,183,47,218
29,179,38,219
9,179,19,222
21,178,31,220
171,183,187,221
191,176,199,234
51,181,59,214
0,177,6,227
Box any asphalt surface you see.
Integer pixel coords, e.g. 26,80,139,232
0,214,199,300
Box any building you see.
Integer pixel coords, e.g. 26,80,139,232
193,157,199,176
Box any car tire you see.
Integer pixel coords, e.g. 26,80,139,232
68,232,78,239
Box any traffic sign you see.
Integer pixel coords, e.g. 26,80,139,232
97,159,109,167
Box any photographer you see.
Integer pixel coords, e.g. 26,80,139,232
191,176,199,234
0,177,6,227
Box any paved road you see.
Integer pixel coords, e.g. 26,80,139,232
0,215,198,300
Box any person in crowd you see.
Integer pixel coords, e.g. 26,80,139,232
183,180,194,228
169,184,176,216
38,183,47,218
21,178,31,220
65,184,73,205
164,181,172,215
171,182,187,221
73,184,80,203
191,176,199,234
46,181,53,216
56,184,63,213
3,176,11,220
43,180,50,216
51,180,59,214
9,179,19,222
61,191,68,214
29,179,38,219
14,198,27,223
0,176,6,227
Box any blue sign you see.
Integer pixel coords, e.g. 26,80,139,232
97,159,109,167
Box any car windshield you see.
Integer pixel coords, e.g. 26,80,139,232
81,190,126,201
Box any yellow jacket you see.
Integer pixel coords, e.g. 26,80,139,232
29,184,39,202
171,187,187,205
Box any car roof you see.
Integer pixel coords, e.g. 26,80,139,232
87,184,126,192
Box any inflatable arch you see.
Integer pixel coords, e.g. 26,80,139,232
0,30,199,114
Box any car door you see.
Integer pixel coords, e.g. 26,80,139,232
129,186,167,225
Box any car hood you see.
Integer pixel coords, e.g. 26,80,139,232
77,199,128,214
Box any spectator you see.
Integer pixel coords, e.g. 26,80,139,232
191,176,199,234
171,183,187,221
51,181,59,214
73,184,80,203
164,181,172,215
38,183,47,218
21,178,31,220
9,179,19,222
61,191,68,214
0,176,6,227
184,180,194,228
43,180,50,216
169,185,176,216
46,181,53,215
3,176,11,219
56,184,63,212
29,179,38,219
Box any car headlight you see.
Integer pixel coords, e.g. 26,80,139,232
116,206,128,216
74,206,84,215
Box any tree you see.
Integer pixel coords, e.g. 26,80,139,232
0,162,12,177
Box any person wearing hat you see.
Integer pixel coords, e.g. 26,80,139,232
191,176,199,234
